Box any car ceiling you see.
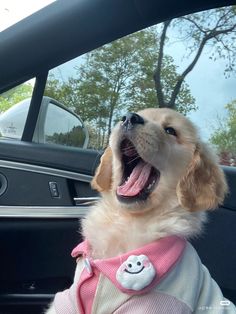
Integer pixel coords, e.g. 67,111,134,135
0,0,235,93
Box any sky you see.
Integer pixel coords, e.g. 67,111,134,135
165,37,236,140
0,0,54,32
1,1,236,142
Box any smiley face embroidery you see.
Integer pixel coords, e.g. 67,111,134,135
116,255,156,291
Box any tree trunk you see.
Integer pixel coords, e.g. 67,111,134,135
153,20,171,108
153,15,236,110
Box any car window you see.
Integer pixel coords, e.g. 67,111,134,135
45,5,236,166
0,80,34,140
42,102,88,148
0,77,89,148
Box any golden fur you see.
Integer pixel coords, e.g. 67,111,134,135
84,108,227,259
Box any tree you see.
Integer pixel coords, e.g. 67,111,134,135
128,53,195,115
46,6,236,149
46,125,86,148
46,29,195,148
0,83,33,113
210,100,236,165
154,6,236,109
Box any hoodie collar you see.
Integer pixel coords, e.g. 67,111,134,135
71,236,186,295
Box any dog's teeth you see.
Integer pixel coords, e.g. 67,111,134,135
147,180,156,191
125,177,130,183
124,178,129,184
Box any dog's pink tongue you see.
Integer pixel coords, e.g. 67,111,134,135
117,161,152,197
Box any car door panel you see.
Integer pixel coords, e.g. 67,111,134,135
0,140,99,313
0,218,81,314
0,141,100,175
0,141,100,207
0,168,73,206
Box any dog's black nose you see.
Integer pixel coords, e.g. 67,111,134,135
121,113,144,130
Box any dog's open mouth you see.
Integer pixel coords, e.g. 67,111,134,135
116,139,160,202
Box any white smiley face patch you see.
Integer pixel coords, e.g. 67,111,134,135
116,255,156,291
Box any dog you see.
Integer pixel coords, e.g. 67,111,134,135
46,108,235,313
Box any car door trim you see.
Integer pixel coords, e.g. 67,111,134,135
0,159,93,182
0,205,90,218
0,293,54,305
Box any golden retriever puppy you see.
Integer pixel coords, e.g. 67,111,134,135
46,108,235,314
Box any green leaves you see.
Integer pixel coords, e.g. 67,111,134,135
0,83,33,113
45,29,196,148
210,100,236,155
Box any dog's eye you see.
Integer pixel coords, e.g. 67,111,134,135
164,127,177,136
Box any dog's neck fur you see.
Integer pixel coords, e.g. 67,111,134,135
82,195,205,259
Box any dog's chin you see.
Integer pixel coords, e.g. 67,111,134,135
115,193,155,213
115,139,160,209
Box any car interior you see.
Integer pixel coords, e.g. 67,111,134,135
0,0,235,313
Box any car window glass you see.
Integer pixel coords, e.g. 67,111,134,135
47,5,235,166
42,102,88,148
0,80,35,140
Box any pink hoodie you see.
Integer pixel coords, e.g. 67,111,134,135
54,236,186,314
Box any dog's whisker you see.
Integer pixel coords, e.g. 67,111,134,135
127,155,140,164
122,147,135,153
122,145,133,150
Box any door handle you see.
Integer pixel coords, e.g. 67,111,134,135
74,197,100,206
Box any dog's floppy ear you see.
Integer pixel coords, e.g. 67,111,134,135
177,143,228,211
91,147,113,192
